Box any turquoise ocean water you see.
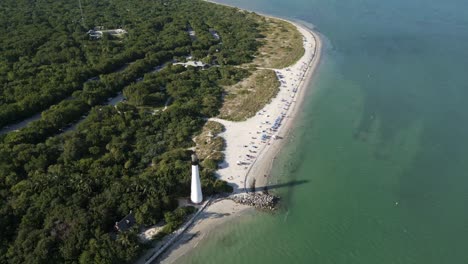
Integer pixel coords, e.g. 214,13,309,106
176,0,468,263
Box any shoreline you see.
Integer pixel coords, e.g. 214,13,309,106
242,21,322,193
151,6,323,264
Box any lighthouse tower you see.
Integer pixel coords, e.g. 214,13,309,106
190,153,203,204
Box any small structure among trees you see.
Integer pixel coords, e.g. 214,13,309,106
87,28,128,40
115,211,136,232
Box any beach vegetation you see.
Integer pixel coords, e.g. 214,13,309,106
149,206,197,243
250,16,305,69
194,121,226,162
163,206,197,232
219,69,281,121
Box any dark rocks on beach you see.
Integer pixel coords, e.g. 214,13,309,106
231,193,279,211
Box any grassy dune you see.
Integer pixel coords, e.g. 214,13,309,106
252,16,305,69
194,121,226,162
217,16,303,121
219,69,280,121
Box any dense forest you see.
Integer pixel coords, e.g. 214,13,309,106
0,0,263,262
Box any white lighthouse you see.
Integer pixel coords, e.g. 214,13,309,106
190,153,203,204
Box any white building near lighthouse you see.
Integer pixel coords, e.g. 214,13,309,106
190,153,203,204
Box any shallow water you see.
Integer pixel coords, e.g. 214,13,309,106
174,0,468,263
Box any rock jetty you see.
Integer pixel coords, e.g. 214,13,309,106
231,193,279,210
